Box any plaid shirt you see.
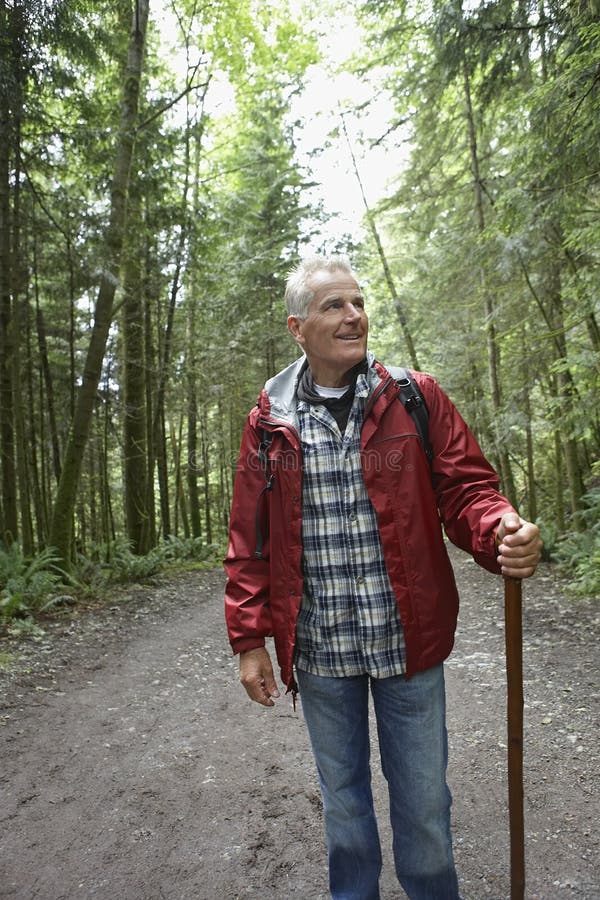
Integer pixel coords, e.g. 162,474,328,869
294,371,406,678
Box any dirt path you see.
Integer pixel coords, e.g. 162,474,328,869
0,548,598,900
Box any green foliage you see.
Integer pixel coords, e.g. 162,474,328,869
0,544,74,622
73,537,224,588
6,618,47,641
161,536,223,564
3,0,597,593
109,543,165,583
1,0,324,563
555,486,600,598
0,650,17,669
356,0,600,534
70,553,110,593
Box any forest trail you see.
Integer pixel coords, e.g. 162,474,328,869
0,547,598,900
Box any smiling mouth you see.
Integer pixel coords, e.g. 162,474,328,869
337,335,361,341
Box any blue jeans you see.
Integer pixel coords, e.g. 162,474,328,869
296,665,460,900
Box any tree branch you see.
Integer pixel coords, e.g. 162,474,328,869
136,64,210,132
465,19,556,34
23,167,71,241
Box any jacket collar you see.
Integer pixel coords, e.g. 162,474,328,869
260,350,388,428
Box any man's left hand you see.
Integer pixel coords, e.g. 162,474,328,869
496,514,543,579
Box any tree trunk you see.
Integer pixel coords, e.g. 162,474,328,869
122,188,151,555
48,0,150,566
67,232,76,419
170,416,189,539
37,361,51,542
88,440,98,550
102,384,116,546
11,12,33,555
0,0,18,544
200,404,212,544
34,277,61,484
12,297,33,552
185,91,209,541
340,111,421,370
543,258,586,526
553,426,565,534
521,372,537,523
156,406,170,540
25,276,45,548
143,251,157,547
186,307,202,539
151,109,192,540
462,59,516,504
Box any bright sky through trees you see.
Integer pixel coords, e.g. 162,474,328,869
289,12,401,246
154,3,400,246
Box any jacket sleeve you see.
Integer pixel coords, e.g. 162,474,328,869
224,408,273,655
416,374,517,573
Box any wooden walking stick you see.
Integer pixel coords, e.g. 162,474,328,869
504,575,525,899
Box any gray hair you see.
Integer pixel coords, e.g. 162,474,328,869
284,254,356,319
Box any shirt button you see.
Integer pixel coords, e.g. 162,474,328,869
356,575,365,586
349,513,357,522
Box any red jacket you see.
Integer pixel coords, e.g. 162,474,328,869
224,356,515,690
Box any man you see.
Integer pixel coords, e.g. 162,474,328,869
224,255,542,900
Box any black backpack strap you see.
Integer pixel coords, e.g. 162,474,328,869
254,428,274,558
387,366,433,466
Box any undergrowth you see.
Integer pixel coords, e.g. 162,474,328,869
0,537,224,628
0,544,76,625
554,485,600,598
79,536,223,584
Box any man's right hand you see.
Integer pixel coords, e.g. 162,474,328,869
239,647,280,707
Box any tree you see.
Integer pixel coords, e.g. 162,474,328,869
0,0,21,544
356,0,599,534
49,0,150,566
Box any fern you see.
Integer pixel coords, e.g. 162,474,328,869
555,486,600,598
109,544,165,583
0,543,74,623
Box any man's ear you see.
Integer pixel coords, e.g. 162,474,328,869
287,315,304,343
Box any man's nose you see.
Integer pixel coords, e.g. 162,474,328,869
344,302,361,320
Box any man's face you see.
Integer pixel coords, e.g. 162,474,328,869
287,269,368,387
